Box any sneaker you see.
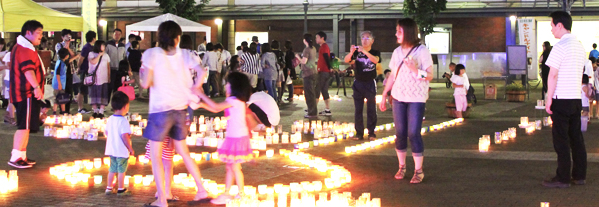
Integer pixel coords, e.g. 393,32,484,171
105,188,114,195
542,177,570,188
8,159,33,169
117,188,132,196
92,113,98,118
572,179,586,185
395,165,406,179
98,113,105,119
210,194,232,205
304,114,318,119
318,110,332,116
78,108,91,114
24,158,36,165
410,170,424,184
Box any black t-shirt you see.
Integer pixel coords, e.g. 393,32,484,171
351,49,381,82
128,50,142,72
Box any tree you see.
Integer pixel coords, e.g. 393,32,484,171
403,0,447,41
156,0,211,21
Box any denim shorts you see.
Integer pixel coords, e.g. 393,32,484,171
109,156,129,173
143,109,188,142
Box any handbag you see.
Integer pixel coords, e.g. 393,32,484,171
55,91,72,105
84,55,103,86
118,81,135,101
390,44,421,100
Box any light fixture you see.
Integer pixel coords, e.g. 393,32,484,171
509,15,517,22
215,18,223,25
98,19,107,27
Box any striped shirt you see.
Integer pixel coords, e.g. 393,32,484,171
10,35,45,103
240,53,261,75
546,33,585,99
388,45,433,103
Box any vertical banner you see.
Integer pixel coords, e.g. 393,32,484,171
518,18,538,79
81,0,97,37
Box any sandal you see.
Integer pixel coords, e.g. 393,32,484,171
142,203,160,207
410,169,424,184
167,195,179,203
395,165,406,179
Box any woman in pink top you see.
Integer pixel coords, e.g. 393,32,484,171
380,18,434,184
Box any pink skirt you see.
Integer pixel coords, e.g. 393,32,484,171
217,136,253,163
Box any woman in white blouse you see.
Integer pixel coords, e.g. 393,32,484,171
380,18,434,184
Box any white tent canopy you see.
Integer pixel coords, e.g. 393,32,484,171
125,13,211,43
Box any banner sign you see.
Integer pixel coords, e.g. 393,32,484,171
82,0,97,36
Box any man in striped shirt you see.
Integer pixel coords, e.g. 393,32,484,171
543,11,587,188
8,20,45,169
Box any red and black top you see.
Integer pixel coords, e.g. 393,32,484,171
10,41,45,103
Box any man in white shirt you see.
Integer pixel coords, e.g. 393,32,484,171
248,91,280,131
202,43,219,97
543,11,587,188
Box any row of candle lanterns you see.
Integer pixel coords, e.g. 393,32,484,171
43,114,148,140
343,118,465,154
293,95,343,102
0,170,18,194
48,148,354,205
478,116,553,152
225,191,380,207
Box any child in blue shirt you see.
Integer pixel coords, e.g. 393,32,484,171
52,48,70,113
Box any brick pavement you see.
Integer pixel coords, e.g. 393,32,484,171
0,83,597,206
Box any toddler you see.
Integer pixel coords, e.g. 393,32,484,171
104,91,134,196
450,64,468,118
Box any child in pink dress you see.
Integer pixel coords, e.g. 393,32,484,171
197,72,256,204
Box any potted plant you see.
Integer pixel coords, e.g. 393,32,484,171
445,96,473,118
506,82,526,102
292,78,304,95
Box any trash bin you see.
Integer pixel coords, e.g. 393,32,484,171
485,83,497,100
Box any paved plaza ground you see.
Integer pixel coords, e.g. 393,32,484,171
0,81,597,207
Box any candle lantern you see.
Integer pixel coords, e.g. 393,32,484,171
93,175,102,184
93,158,102,168
266,150,274,158
520,117,529,126
478,138,489,152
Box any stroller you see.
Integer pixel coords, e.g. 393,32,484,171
467,85,477,104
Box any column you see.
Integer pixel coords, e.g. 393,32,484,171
333,15,339,57
228,20,236,52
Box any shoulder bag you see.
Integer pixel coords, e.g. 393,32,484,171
84,55,103,86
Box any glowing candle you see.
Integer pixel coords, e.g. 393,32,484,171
93,175,102,184
93,158,102,168
134,175,143,184
258,184,267,194
266,150,274,158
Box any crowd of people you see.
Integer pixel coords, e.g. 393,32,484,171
1,10,592,207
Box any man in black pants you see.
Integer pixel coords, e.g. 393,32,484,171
344,31,381,140
543,11,587,188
